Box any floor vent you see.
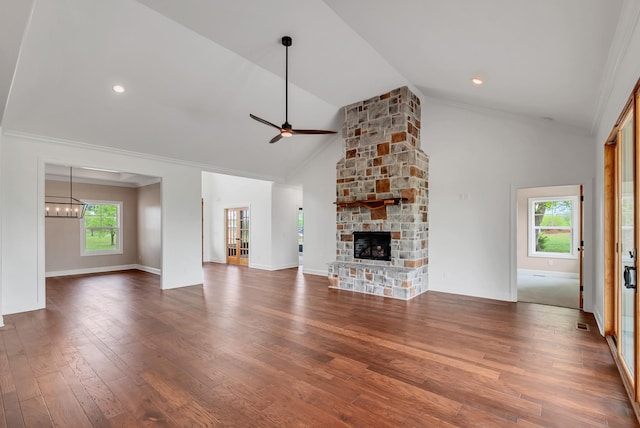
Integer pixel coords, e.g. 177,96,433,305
576,322,590,331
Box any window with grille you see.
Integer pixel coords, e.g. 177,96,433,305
81,201,122,256
528,197,578,258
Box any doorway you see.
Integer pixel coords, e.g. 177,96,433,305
298,207,304,266
225,207,249,265
44,164,162,280
516,185,583,309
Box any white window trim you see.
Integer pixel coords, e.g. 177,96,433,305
528,196,578,259
81,200,123,256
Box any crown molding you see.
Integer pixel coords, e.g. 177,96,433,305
2,130,284,183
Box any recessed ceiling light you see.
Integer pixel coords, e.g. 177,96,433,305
112,84,125,93
471,77,484,86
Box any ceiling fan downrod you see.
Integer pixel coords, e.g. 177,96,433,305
248,34,337,144
282,35,292,130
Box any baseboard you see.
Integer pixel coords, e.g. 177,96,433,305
203,261,301,272
594,310,605,336
270,263,300,271
302,267,328,277
46,264,138,277
429,283,512,302
517,269,579,279
46,264,160,277
204,257,226,264
249,263,300,271
134,264,161,275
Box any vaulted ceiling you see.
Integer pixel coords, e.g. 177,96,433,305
0,0,631,182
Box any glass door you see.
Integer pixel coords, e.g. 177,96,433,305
226,207,249,266
619,109,636,385
604,81,640,408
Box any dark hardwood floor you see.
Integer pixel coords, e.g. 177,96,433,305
0,263,637,427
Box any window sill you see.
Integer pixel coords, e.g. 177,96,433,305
81,250,123,257
527,252,577,260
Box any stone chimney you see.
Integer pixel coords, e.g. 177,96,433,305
328,86,429,299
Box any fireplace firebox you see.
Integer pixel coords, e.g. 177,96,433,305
354,232,391,261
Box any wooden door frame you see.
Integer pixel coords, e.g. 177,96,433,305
637,91,640,400
510,184,586,307
603,80,640,419
604,142,617,336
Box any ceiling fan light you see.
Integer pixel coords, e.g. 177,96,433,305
249,36,337,143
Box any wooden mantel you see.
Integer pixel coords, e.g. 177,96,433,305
334,197,408,210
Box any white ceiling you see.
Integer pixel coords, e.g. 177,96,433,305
0,0,631,182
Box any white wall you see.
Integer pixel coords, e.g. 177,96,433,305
0,127,3,326
201,174,215,262
424,100,595,304
138,182,162,272
201,173,302,271
0,134,203,315
288,137,342,276
201,172,274,269
593,2,640,332
271,183,303,270
294,103,597,305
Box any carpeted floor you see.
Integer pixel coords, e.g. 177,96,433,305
517,273,580,309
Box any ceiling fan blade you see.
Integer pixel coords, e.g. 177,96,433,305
269,134,284,144
291,129,338,135
250,114,281,130
250,37,338,144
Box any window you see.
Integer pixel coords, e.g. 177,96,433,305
81,201,122,255
528,197,578,258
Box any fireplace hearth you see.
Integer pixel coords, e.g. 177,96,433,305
328,86,429,300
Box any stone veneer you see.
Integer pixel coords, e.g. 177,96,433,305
328,86,429,300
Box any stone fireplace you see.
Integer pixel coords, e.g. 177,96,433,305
328,86,429,300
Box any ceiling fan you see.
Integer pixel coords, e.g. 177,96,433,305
250,36,337,144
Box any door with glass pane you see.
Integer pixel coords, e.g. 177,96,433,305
226,207,249,266
619,109,636,386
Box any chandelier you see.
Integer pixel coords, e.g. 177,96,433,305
45,166,87,219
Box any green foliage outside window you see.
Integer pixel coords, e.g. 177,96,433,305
533,200,572,254
84,203,120,252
